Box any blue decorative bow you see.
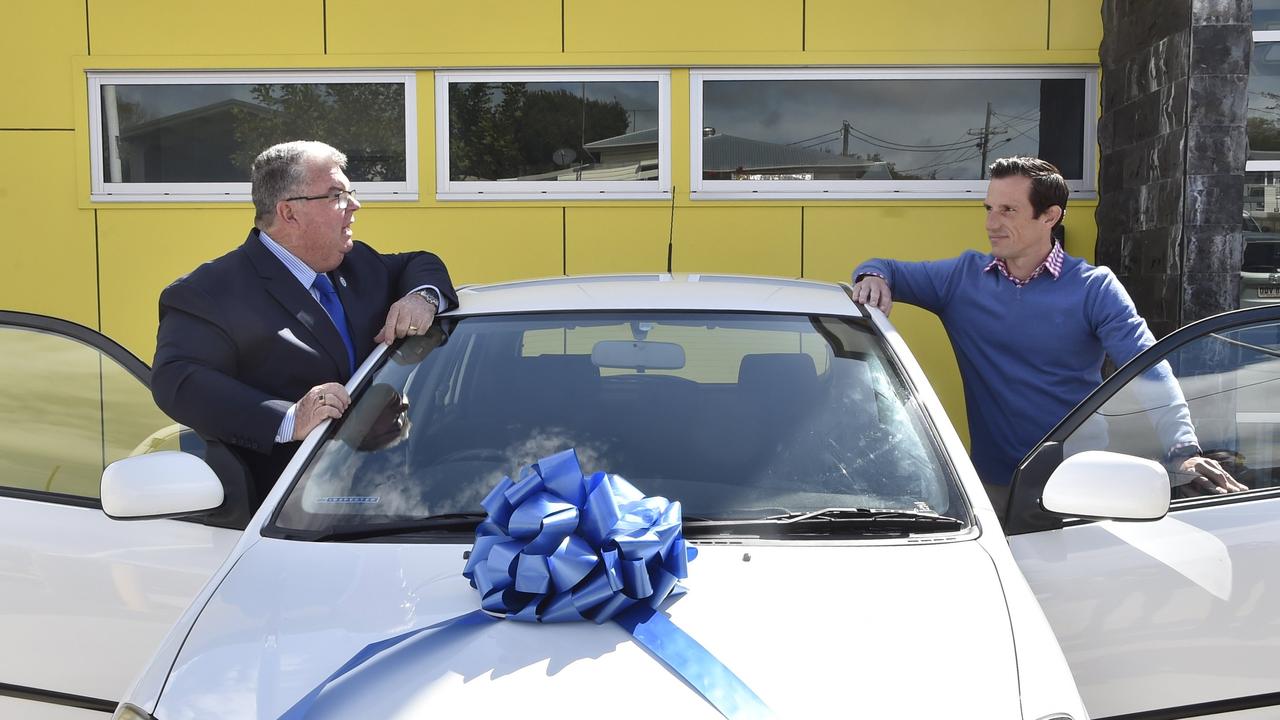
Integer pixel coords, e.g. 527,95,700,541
463,449,694,624
280,450,771,720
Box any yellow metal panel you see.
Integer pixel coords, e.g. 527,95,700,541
565,0,803,53
97,209,249,360
354,207,564,286
807,0,1049,52
1050,0,1103,53
1064,199,1097,262
88,0,322,55
674,207,801,276
566,208,671,274
328,1,561,54
0,131,97,327
2,4,85,128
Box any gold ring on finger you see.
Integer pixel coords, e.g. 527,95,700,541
408,325,418,332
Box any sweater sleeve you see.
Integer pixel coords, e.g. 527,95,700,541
852,255,965,314
1086,269,1199,455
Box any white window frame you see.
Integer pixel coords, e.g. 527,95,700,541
689,67,1098,200
435,69,671,201
88,71,418,202
1247,31,1280,171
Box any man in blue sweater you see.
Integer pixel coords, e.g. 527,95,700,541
852,156,1245,514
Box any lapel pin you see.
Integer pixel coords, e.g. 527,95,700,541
339,276,348,288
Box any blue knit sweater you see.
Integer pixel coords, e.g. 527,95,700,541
856,250,1176,486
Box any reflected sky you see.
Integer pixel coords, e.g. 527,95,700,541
702,79,1055,179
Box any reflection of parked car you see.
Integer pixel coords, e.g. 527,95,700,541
5,278,1280,720
1242,230,1280,307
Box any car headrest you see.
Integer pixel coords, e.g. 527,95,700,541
737,353,817,391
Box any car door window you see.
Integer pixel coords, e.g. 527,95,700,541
1059,318,1280,501
0,324,177,499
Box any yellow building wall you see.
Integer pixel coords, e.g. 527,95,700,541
0,132,98,328
3,0,1106,447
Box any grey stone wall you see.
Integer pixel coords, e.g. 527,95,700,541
1097,0,1251,338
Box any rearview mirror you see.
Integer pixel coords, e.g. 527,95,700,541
1041,450,1170,521
591,340,685,371
101,451,224,520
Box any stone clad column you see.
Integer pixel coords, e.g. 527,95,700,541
1097,0,1251,338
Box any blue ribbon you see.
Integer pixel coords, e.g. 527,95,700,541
280,449,771,719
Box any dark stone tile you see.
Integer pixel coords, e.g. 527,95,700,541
1127,271,1178,328
1185,173,1246,225
1189,73,1249,126
1183,272,1241,319
1097,112,1117,156
1160,29,1192,85
1135,225,1182,274
1184,224,1245,273
1187,124,1248,175
1159,81,1190,134
1192,0,1250,25
1155,176,1186,224
1095,223,1123,267
1191,24,1251,75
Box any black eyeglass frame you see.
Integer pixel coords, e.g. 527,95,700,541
283,189,358,206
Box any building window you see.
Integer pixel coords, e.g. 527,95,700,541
89,72,417,202
1245,9,1280,248
435,70,670,200
690,69,1096,199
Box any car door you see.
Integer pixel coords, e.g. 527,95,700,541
1005,305,1280,720
0,312,240,719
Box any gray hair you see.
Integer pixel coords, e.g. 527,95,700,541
251,141,348,225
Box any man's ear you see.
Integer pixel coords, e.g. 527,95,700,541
1042,205,1063,227
275,199,297,225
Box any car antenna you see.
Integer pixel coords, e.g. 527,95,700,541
667,184,676,274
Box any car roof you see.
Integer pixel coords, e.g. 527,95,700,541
449,273,864,317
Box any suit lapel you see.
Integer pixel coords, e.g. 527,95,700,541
243,229,352,378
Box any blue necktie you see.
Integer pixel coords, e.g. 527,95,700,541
312,273,357,374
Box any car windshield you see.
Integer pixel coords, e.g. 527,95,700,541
271,312,967,536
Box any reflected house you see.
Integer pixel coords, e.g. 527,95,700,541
115,99,275,183
567,127,889,181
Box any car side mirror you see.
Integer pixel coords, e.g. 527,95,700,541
101,451,225,520
1041,450,1170,521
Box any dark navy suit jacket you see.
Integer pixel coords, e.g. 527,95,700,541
152,228,456,503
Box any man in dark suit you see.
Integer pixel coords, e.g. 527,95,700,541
152,140,456,506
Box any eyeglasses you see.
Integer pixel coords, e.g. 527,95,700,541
284,189,358,210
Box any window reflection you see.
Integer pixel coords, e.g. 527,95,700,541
448,81,660,182
100,83,407,184
700,78,1086,181
1255,0,1280,30
1247,43,1280,162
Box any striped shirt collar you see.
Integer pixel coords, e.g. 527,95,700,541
983,241,1064,287
258,229,319,290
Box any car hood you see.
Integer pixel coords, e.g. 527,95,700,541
156,535,1020,719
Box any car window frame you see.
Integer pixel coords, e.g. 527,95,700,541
1004,303,1280,535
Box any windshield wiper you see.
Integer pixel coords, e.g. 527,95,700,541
300,512,487,542
683,507,965,535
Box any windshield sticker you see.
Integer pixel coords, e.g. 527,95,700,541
318,496,381,504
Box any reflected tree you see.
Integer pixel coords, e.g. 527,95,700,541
449,83,630,180
230,84,407,181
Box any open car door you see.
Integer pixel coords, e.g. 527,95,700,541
0,312,241,718
1006,305,1280,719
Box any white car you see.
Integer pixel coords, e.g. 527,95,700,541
2,275,1278,720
